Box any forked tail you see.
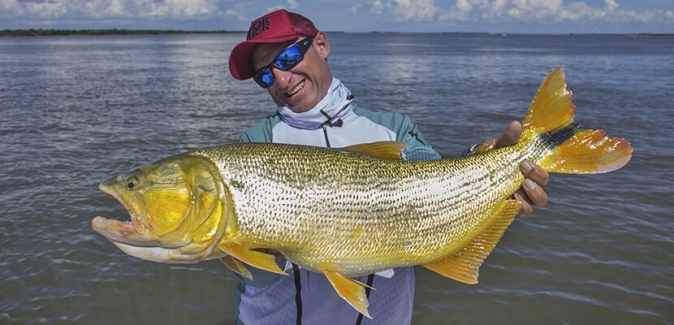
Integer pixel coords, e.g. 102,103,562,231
421,67,633,288
522,66,632,174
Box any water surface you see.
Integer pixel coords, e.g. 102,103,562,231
1,33,672,324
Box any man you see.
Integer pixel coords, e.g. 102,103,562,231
228,9,549,325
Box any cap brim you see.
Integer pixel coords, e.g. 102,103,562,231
228,34,300,80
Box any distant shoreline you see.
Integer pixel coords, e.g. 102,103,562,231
1,29,672,37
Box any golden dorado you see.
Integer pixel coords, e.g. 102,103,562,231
93,67,632,318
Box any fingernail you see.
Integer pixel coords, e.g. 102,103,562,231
523,179,536,191
520,160,532,173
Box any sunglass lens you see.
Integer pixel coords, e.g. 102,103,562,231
275,46,303,70
254,67,274,88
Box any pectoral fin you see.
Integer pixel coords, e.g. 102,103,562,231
324,271,372,319
217,243,285,276
424,199,520,284
220,255,253,280
343,141,407,160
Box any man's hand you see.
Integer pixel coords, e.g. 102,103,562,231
487,121,550,218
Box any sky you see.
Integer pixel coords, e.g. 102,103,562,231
1,0,673,34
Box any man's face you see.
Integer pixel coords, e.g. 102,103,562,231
251,32,332,113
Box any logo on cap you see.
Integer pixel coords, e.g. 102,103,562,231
247,16,270,40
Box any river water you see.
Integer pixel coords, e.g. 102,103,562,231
1,32,672,324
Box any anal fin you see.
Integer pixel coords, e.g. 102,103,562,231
424,199,520,284
217,243,285,276
324,270,372,319
220,255,253,280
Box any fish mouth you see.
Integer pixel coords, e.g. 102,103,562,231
92,180,163,248
92,216,212,263
91,216,161,247
93,177,219,263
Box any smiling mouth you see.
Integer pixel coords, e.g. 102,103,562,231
287,80,305,97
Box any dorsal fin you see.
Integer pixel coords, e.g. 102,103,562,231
343,141,407,160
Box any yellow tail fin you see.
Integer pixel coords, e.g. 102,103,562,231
522,66,576,132
524,67,632,174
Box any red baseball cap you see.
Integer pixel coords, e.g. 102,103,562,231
229,9,319,80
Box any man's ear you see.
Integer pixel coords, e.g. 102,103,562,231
313,31,330,61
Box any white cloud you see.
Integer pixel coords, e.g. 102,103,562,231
612,8,656,23
432,0,672,24
0,0,220,21
1,0,671,31
266,0,299,13
508,0,563,20
485,0,508,17
604,0,618,12
287,0,299,9
562,2,607,20
369,0,441,21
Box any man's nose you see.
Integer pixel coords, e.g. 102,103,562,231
272,68,293,88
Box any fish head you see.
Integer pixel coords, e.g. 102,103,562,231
92,154,228,263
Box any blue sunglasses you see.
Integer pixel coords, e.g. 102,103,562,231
253,38,313,88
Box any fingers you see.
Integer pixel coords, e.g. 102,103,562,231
513,189,534,219
470,120,522,156
490,121,550,219
495,121,522,149
520,160,549,188
515,160,549,218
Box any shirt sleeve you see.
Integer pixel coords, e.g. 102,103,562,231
240,115,276,143
397,115,442,161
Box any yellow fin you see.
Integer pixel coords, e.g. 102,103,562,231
424,199,520,284
343,141,407,160
520,67,632,175
220,255,253,280
324,271,372,319
522,66,576,132
542,129,633,174
474,139,497,155
217,243,285,276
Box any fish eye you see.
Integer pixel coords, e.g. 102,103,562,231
126,177,138,190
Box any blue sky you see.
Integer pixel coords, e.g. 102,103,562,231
1,0,672,34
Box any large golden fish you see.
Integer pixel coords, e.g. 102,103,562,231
93,67,632,318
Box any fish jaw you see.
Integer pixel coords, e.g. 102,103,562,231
91,216,161,247
93,155,229,263
92,216,227,263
